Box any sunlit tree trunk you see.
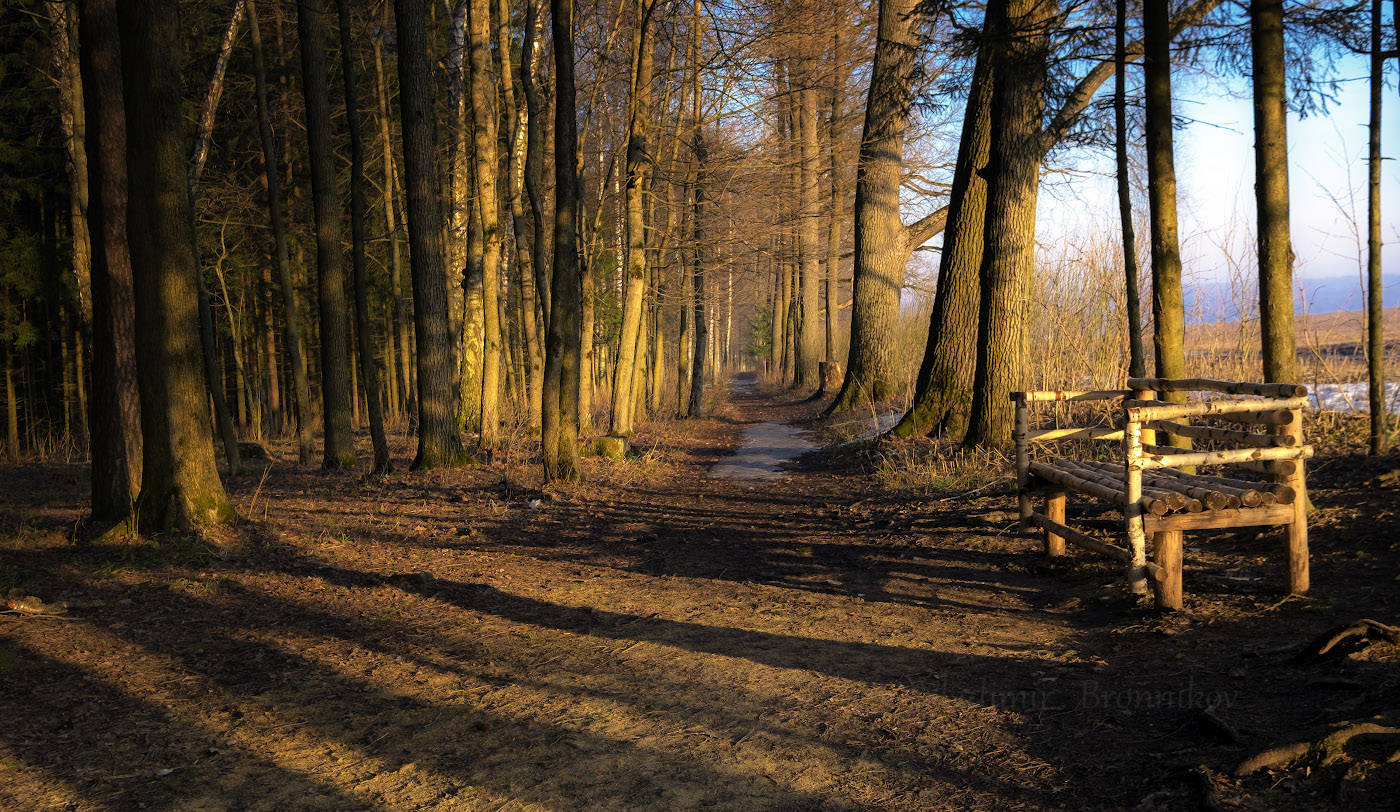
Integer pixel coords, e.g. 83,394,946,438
964,0,1054,448
395,0,470,469
372,14,413,419
117,0,233,531
468,0,502,451
79,0,141,520
793,76,822,391
1117,0,1146,379
498,0,543,427
890,40,992,437
1251,0,1297,383
1144,0,1188,428
610,0,654,438
1366,0,1387,453
828,0,917,412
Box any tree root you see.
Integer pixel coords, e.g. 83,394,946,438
1235,722,1400,776
1294,618,1400,663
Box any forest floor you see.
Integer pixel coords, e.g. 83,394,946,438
2,377,1399,811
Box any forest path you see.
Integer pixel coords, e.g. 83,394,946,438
2,382,1394,811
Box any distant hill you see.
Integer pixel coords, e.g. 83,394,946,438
1185,274,1400,323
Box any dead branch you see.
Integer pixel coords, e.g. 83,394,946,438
1295,619,1400,663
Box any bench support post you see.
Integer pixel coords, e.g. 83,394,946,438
1044,491,1066,556
1283,407,1309,593
1152,530,1184,610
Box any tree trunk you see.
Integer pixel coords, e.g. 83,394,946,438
395,0,470,469
1367,0,1387,454
499,0,544,428
1144,0,1189,435
296,0,357,469
793,77,823,391
521,0,551,327
963,0,1053,449
1251,0,1297,383
79,0,141,520
827,0,917,413
372,11,413,419
248,0,314,465
542,0,583,482
259,263,281,435
1117,0,1146,379
117,0,234,531
824,20,848,370
46,0,93,333
468,0,503,452
610,0,654,438
890,41,992,438
337,0,390,473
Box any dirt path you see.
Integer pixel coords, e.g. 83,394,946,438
1,380,1397,810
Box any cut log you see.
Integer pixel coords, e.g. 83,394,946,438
1127,377,1307,398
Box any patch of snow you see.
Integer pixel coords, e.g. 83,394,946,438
1308,382,1400,414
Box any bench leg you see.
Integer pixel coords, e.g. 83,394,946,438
1152,530,1183,611
1044,491,1066,556
1287,513,1309,595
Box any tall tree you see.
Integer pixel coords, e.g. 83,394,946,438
79,0,140,521
469,0,502,452
1116,0,1146,379
963,0,1055,448
337,0,390,473
827,0,923,413
542,0,584,481
297,0,358,468
1366,0,1387,453
610,0,655,438
116,0,233,531
1143,0,1187,425
395,0,470,469
498,0,544,428
792,58,823,391
1251,0,1298,383
247,0,314,465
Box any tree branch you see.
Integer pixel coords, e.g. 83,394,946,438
1040,0,1225,154
902,205,950,253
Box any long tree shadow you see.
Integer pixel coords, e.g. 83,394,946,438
62,578,1072,811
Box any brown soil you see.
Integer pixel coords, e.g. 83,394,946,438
2,381,1398,811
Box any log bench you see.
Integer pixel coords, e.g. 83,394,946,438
1012,378,1313,610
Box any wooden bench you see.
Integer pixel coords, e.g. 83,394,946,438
1011,378,1313,610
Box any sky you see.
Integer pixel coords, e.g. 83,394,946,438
1035,52,1399,317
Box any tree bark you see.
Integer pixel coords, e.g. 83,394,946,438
542,0,583,482
1367,0,1387,453
824,18,849,370
45,0,93,333
1117,0,1146,379
395,0,470,469
248,0,314,465
372,10,413,419
117,0,234,531
889,40,992,438
610,0,654,438
468,0,503,451
296,0,358,468
499,0,544,427
1144,0,1189,434
1251,0,1297,383
963,0,1053,449
793,74,823,391
79,0,141,521
827,0,918,413
337,0,390,473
